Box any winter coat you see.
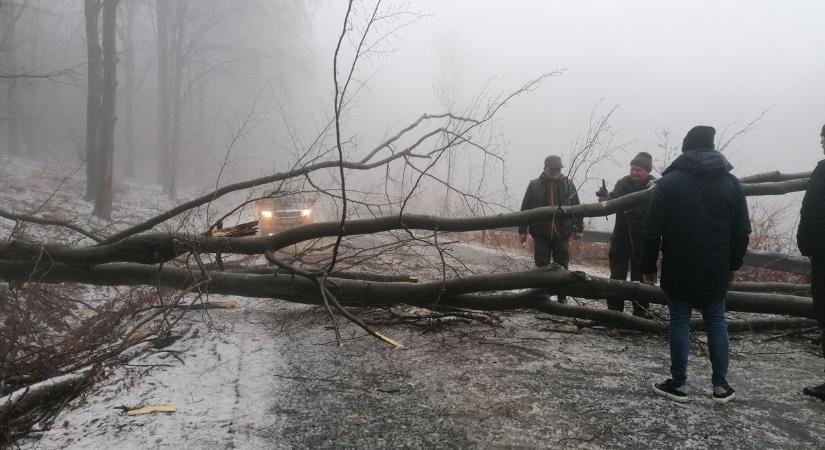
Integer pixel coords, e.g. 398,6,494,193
519,173,584,240
798,159,825,257
641,148,751,304
608,174,655,263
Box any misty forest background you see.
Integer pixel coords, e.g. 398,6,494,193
2,0,821,249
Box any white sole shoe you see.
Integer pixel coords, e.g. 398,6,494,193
652,382,689,403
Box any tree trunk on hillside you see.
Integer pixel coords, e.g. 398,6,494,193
2,0,20,156
166,0,188,199
92,0,118,219
84,0,102,201
21,7,39,158
117,0,136,177
156,0,172,195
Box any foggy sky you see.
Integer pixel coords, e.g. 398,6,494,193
299,0,825,201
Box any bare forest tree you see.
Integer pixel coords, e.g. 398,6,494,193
1,0,23,156
154,0,237,197
116,0,138,177
83,0,102,200
84,0,120,219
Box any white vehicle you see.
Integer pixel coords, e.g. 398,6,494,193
256,198,314,236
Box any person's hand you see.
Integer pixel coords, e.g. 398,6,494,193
642,273,657,285
727,271,736,283
573,232,584,240
519,234,527,245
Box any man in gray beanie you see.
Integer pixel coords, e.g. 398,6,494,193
598,152,656,316
642,125,750,404
519,154,584,303
798,124,825,400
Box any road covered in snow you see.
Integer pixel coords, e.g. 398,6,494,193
23,245,825,449
3,156,824,449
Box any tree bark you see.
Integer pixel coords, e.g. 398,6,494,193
0,261,815,318
729,281,810,296
92,0,118,219
117,0,136,177
739,170,811,184
0,368,93,423
581,230,811,275
84,0,102,201
167,0,187,199
3,0,20,156
156,0,172,194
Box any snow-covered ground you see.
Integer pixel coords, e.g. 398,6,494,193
23,300,825,449
3,155,825,449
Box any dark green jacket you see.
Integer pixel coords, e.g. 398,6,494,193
608,174,655,261
798,159,825,256
519,173,583,240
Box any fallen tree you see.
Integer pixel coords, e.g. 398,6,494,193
3,2,818,445
0,261,815,319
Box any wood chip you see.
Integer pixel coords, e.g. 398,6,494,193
125,404,177,416
374,331,404,349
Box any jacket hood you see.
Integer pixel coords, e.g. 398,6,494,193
662,148,733,179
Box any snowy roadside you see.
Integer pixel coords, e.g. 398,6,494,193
4,155,825,449
21,293,825,449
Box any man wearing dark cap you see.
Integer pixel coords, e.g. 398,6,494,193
798,124,825,400
598,152,656,317
519,155,584,302
641,126,751,404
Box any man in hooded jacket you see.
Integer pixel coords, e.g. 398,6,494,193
798,124,825,400
519,155,584,302
641,126,751,404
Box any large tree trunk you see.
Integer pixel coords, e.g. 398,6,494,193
582,230,812,275
156,0,172,195
167,0,188,199
117,0,136,178
0,368,93,424
84,0,102,201
0,260,815,319
92,0,118,219
3,0,20,156
21,11,38,158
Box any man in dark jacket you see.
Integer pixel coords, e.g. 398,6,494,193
799,124,825,400
519,155,584,302
599,152,656,316
641,126,751,404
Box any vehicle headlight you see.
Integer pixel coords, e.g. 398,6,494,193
301,209,312,217
261,210,273,218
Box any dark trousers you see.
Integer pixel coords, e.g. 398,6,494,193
533,237,570,269
533,237,570,301
607,242,649,315
813,257,825,354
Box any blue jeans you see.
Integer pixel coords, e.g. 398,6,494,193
667,297,730,389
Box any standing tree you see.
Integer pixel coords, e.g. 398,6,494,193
116,0,138,178
83,0,102,200
155,0,172,194
92,0,119,219
84,0,119,218
1,0,24,157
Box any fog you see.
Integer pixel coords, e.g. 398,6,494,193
313,0,825,183
2,0,823,224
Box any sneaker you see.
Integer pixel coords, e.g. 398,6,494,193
803,382,825,401
652,379,688,403
712,385,736,404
